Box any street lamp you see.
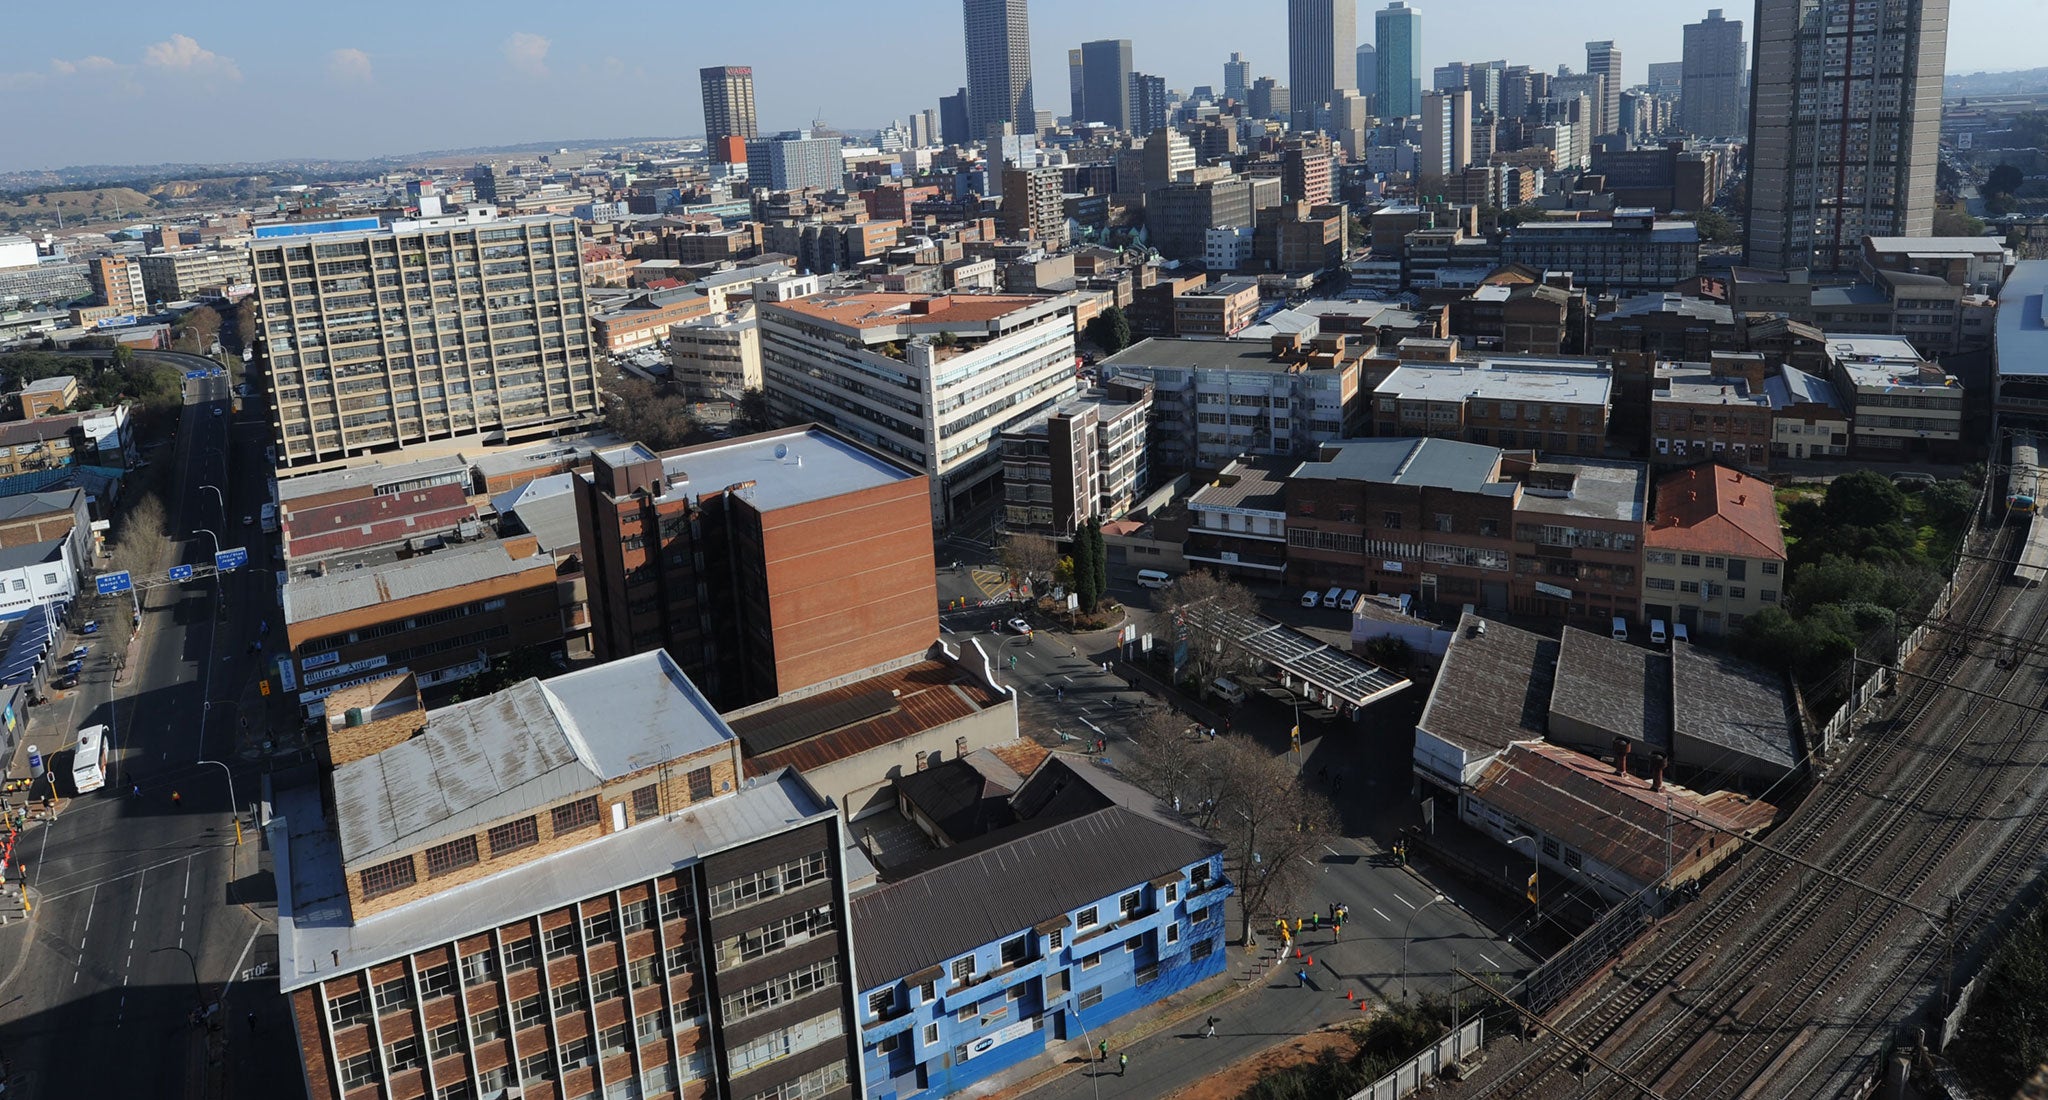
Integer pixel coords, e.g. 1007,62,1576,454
1506,834,1542,938
1400,894,1448,1000
199,484,224,520
152,945,207,1020
197,758,240,845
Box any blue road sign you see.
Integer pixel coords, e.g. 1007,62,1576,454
214,547,249,572
168,564,195,582
184,369,208,380
95,571,132,596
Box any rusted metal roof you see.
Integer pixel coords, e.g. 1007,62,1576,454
736,660,1007,777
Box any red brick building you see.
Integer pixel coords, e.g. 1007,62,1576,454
573,426,937,710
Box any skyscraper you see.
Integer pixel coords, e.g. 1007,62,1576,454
1287,0,1355,131
1375,2,1422,120
1747,0,1948,272
1082,39,1134,130
1420,90,1474,181
1129,72,1169,136
962,0,1035,142
1223,52,1252,104
940,87,971,145
1680,8,1746,138
744,131,844,193
1356,44,1377,105
1585,41,1622,137
699,66,758,163
1068,48,1086,122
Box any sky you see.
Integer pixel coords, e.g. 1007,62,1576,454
0,0,2034,173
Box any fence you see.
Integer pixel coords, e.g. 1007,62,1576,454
1348,1018,1484,1100
1510,889,1661,1017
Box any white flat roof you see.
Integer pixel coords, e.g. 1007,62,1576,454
1375,359,1612,406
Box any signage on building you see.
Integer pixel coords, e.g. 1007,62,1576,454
303,653,389,687
1534,581,1573,599
300,651,341,671
1382,560,1403,573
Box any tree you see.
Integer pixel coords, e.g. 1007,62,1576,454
106,491,167,578
1921,479,1977,531
1085,306,1132,354
1691,208,1738,244
602,373,702,450
1086,520,1108,609
1071,521,1101,613
1934,209,1987,238
1821,469,1906,530
1948,902,2048,1097
732,387,777,436
1360,634,1416,672
1157,568,1260,686
1987,163,2026,199
1205,735,1336,944
998,532,1058,598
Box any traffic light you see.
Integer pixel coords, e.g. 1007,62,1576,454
1527,871,1540,905
259,678,271,697
1290,726,1300,751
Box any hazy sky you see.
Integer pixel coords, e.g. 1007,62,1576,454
0,0,2033,172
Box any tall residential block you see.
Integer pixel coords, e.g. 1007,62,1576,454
274,654,864,1100
1421,90,1474,181
1680,9,1745,138
1223,52,1252,103
87,255,146,315
699,65,758,162
939,87,971,145
1129,73,1169,136
250,211,598,471
1000,165,1068,247
745,131,844,194
962,0,1036,141
572,427,938,708
1080,39,1133,131
1585,40,1623,137
1374,1,1422,119
1747,0,1948,272
1287,0,1356,131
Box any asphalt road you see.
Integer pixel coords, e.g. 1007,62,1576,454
0,364,283,1098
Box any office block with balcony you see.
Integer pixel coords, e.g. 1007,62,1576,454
1185,455,1293,580
999,387,1152,538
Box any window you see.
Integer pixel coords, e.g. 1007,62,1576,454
952,956,976,983
592,967,624,1001
1761,589,1778,603
1136,963,1161,984
721,959,840,1023
620,897,653,934
1192,940,1215,962
923,1023,940,1046
360,856,418,900
488,817,539,856
635,1008,667,1045
561,1035,595,1070
373,977,412,1013
552,796,599,835
460,948,496,987
1000,936,1028,966
478,1065,510,1094
436,1083,472,1100
519,1050,554,1086
726,1010,846,1075
1761,561,1780,576
879,1033,902,1055
659,883,690,921
688,766,714,801
424,835,480,878
1048,928,1064,951
868,989,895,1018
385,1035,423,1071
1382,511,1403,530
502,936,536,971
1679,553,1701,567
1076,986,1103,1010
1165,882,1179,904
1077,905,1099,930
417,963,453,999
1704,556,1725,569
512,994,546,1029
710,852,828,914
600,1024,632,1056
327,989,369,1027
1564,849,1583,870
642,1065,676,1096
428,1022,464,1058
1479,518,1501,538
1166,923,1180,944
955,1002,977,1023
544,923,577,959
1118,890,1141,918
339,1053,379,1090
919,980,936,1003
1082,952,1102,971
631,784,661,821
1730,586,1746,600
583,909,617,944
666,942,697,976
630,956,659,989
1434,513,1454,533
469,1006,505,1042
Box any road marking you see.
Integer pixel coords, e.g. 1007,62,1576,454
1395,894,1416,909
1372,906,1390,921
217,923,263,1003
1480,953,1502,969
82,885,96,932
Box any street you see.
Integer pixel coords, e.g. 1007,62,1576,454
0,358,292,1098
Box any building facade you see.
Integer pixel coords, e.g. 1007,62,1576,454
251,211,600,471
137,247,255,303
1374,2,1422,119
963,0,1036,140
999,387,1152,537
746,132,844,194
1746,0,1948,271
1288,0,1356,130
1823,333,1962,459
700,66,760,158
1371,355,1612,457
998,166,1067,248
757,292,1080,526
1501,211,1700,292
1680,8,1745,139
669,308,762,401
1079,39,1133,130
1099,333,1367,475
1643,463,1786,635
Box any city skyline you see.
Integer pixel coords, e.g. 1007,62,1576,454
0,0,2035,172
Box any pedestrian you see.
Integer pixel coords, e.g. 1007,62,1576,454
1292,918,1302,934
1333,922,1342,942
130,783,140,800
1206,726,1216,740
1205,1016,1218,1038
1310,913,1320,932
1118,1053,1128,1077
246,1011,257,1032
1098,1040,1108,1063
1071,646,1077,658
1056,686,1064,702
1297,968,1309,988
171,790,181,807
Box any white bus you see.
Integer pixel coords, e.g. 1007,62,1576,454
71,724,109,794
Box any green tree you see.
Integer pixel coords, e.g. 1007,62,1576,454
1934,209,1987,238
1821,469,1906,530
1081,517,1108,613
1085,306,1132,354
1949,902,2048,1097
732,387,777,436
1920,479,1977,531
1987,162,2026,198
1691,208,1738,243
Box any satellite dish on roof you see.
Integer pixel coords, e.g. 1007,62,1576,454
773,442,789,459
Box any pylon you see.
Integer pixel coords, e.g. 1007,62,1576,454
1305,955,1313,967
1359,999,1369,1012
1293,947,1302,959
1346,990,1354,1002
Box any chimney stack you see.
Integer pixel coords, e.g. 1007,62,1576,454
1651,753,1667,793
1612,736,1631,776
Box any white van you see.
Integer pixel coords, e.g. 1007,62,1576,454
1210,677,1247,704
1611,616,1629,641
1300,589,1322,608
1135,569,1172,589
1673,623,1690,645
1340,589,1360,611
1650,619,1669,645
1322,586,1344,608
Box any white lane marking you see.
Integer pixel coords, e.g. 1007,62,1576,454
1395,895,1416,909
216,923,263,1002
82,885,96,932
1372,906,1390,921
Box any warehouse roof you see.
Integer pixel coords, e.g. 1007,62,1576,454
1292,437,1511,495
281,537,553,625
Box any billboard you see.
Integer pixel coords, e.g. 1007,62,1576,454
253,217,383,240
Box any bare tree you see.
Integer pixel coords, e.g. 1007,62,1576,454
1205,735,1336,944
1157,568,1260,685
997,532,1058,597
1119,703,1203,797
106,491,167,577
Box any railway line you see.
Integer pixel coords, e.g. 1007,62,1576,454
1452,501,2048,1099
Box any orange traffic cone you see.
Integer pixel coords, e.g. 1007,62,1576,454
1305,955,1313,967
1294,947,1302,959
1346,990,1354,1002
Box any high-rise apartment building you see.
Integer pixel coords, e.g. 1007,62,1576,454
250,210,598,471
744,131,844,194
1080,39,1133,130
1374,2,1422,119
1421,90,1475,181
572,427,938,707
136,247,253,303
1680,9,1746,139
1747,0,1948,272
1356,44,1377,106
1585,41,1623,137
87,256,146,315
1287,0,1356,131
274,654,864,1100
999,387,1152,536
962,0,1035,142
1129,73,1169,136
1000,165,1068,247
758,292,1080,526
1223,52,1252,104
699,66,758,162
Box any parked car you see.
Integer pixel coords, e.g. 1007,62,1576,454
79,620,100,635
1674,623,1690,645
1300,589,1322,608
1611,616,1629,641
67,645,88,660
1650,619,1669,645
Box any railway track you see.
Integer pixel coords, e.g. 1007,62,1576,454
1458,516,2042,1099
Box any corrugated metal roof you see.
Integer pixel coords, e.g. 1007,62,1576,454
275,454,471,503
282,539,553,625
1292,437,1512,496
1550,627,1671,752
1672,645,1799,772
736,660,1006,777
331,649,734,865
0,489,81,523
1418,614,1558,756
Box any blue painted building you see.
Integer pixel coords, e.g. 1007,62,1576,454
849,758,1234,1100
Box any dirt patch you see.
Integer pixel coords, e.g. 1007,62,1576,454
1166,1026,1360,1100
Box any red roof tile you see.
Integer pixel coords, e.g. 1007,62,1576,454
1646,463,1785,560
282,483,478,558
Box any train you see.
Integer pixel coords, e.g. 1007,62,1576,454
2010,433,2042,514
